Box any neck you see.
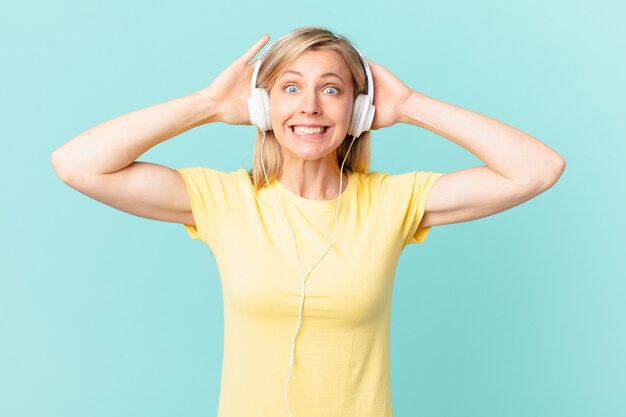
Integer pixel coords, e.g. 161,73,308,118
277,160,349,201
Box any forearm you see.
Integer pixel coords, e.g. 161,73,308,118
51,88,217,178
399,91,565,185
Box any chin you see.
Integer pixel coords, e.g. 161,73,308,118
286,145,340,161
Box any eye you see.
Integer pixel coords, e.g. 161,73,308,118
282,84,340,95
284,85,298,93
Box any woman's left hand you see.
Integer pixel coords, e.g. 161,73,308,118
364,58,414,130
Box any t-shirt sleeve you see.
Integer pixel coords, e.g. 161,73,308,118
175,167,244,248
400,171,445,247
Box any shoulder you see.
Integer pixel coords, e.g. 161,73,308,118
177,166,249,182
355,170,427,190
353,170,444,206
176,166,251,198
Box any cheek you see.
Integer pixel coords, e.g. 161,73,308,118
269,99,291,123
338,97,354,115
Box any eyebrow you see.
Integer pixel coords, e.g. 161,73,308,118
281,70,345,83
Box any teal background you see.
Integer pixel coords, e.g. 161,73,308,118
1,0,624,416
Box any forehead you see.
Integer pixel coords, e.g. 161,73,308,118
279,48,351,81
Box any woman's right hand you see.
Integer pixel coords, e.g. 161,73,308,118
199,34,271,126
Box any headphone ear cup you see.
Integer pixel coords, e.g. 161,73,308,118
349,94,367,138
260,88,271,131
248,88,272,131
363,100,375,133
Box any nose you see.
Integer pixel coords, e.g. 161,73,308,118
299,89,322,115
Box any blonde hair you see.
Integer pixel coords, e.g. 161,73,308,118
247,25,372,190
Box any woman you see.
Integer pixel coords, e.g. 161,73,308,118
51,26,565,417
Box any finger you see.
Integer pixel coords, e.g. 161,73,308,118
241,34,270,64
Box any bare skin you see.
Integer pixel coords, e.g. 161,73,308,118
267,48,355,200
50,34,272,226
362,57,566,227
51,31,566,231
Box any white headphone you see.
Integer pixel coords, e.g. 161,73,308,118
247,31,375,417
248,32,376,138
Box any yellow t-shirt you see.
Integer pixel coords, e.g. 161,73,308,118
176,167,443,417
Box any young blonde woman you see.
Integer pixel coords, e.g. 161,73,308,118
51,26,565,417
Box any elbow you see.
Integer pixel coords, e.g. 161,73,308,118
50,148,75,184
513,149,566,195
537,156,566,191
519,156,566,194
539,149,566,185
551,155,566,183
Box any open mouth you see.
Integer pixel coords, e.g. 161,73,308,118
289,125,331,139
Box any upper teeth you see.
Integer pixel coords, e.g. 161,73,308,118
293,126,327,135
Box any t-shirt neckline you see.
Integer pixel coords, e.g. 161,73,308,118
269,170,357,212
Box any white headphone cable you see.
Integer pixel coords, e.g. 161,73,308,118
259,130,358,417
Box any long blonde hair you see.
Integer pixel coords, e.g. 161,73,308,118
247,26,372,190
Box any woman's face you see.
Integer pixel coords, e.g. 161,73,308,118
268,48,355,164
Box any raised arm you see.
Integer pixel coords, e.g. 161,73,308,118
50,34,270,225
364,57,565,229
50,89,217,224
398,90,565,229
